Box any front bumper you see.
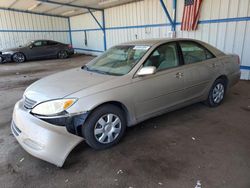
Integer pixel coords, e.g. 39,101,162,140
11,100,84,167
0,54,12,62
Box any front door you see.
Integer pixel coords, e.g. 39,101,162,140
27,40,49,59
132,42,186,121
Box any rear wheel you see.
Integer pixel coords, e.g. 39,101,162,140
12,53,25,63
57,50,68,59
82,104,126,150
206,78,226,107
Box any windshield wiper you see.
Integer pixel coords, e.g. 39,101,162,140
82,65,108,75
81,65,122,76
88,69,109,75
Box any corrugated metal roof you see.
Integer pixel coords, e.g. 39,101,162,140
0,0,139,17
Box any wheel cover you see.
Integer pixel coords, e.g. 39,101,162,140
212,83,225,103
14,53,24,63
59,51,67,58
94,114,122,144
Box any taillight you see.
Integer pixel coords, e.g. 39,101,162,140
68,44,72,49
237,55,240,65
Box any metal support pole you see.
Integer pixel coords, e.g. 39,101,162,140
88,9,107,51
37,0,102,11
159,0,174,30
39,0,107,51
173,0,177,32
68,17,72,45
88,9,103,30
102,10,107,51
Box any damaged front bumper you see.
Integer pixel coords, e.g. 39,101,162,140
11,100,84,167
0,53,12,63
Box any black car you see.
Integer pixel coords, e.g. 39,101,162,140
1,40,74,63
0,52,5,64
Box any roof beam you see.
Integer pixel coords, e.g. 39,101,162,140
37,0,103,11
0,7,68,18
9,0,18,8
43,0,78,13
88,9,103,30
159,0,174,29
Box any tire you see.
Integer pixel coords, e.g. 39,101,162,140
82,104,126,150
12,52,25,63
57,50,68,59
206,78,226,107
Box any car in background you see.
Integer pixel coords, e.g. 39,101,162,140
1,40,74,63
0,52,6,64
11,38,240,166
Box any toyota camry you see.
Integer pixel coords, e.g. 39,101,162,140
11,38,240,166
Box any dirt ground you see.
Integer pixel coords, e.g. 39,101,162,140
0,55,249,188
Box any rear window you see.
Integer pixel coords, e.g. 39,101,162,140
179,41,214,64
47,41,58,45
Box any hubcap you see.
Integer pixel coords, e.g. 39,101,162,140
94,114,121,144
14,53,24,63
212,83,224,103
59,51,67,58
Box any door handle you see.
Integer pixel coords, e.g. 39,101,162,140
176,72,184,78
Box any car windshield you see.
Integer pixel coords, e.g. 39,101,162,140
84,45,150,76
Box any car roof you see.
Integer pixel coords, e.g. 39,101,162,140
118,38,225,57
32,39,58,42
120,38,202,46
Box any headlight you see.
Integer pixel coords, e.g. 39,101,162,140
31,98,77,116
2,51,12,55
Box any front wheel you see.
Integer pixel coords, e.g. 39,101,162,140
12,53,25,63
206,78,226,107
82,105,126,150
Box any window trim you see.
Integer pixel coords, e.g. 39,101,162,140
47,40,59,46
177,40,216,65
33,41,43,47
33,40,49,47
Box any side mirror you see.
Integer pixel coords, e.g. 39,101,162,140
29,45,33,49
136,66,156,76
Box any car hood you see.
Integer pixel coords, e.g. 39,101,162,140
24,68,115,103
2,47,22,53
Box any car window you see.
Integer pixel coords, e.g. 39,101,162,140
47,41,58,46
144,43,179,71
179,41,214,64
33,41,47,47
33,41,43,47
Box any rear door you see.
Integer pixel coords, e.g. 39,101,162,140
132,42,187,121
178,41,219,100
45,41,61,57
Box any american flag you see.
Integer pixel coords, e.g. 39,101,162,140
181,0,203,31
